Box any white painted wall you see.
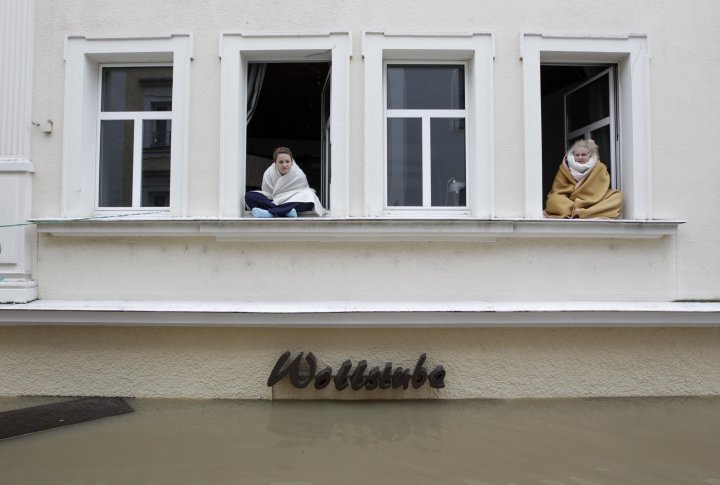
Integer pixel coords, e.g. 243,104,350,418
26,0,719,301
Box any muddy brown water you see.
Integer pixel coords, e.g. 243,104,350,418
1,396,719,484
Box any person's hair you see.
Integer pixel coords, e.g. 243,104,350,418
569,139,599,157
273,146,293,161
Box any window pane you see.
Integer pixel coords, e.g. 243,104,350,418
101,66,173,112
566,73,609,132
387,118,422,206
141,120,172,207
431,118,466,207
387,65,464,110
590,125,611,163
99,120,134,207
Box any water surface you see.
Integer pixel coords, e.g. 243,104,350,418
1,396,719,484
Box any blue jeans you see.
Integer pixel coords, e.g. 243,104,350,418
244,191,314,217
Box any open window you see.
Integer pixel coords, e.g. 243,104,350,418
522,33,651,220
219,33,350,218
245,62,331,208
541,64,618,201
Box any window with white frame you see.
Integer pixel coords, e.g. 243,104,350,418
63,34,191,217
218,33,351,218
245,62,331,208
363,32,494,218
97,65,173,208
522,33,651,219
385,63,468,209
540,64,619,199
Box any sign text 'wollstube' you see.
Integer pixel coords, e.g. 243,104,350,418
267,352,445,391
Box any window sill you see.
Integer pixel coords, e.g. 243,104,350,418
0,300,718,328
33,217,683,242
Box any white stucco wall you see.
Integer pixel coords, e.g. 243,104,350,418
27,0,720,301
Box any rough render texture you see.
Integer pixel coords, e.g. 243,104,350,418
1,327,719,400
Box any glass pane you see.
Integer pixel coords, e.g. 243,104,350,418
99,120,134,207
141,120,172,207
566,73,609,132
101,66,173,112
387,118,422,206
431,118,466,207
590,124,612,178
387,65,464,110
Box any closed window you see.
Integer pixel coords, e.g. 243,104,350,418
363,32,494,218
385,64,467,208
98,66,173,208
63,34,190,217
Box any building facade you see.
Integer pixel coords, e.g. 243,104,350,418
1,0,719,399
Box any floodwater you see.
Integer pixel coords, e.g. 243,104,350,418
1,397,720,485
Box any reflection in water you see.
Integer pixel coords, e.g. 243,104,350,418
1,397,719,484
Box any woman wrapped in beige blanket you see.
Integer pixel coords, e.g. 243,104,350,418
544,139,622,219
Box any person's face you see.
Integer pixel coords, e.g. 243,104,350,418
275,154,293,175
573,147,591,164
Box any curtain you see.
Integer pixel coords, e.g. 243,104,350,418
246,63,267,125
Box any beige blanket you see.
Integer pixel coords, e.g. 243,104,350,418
545,160,622,219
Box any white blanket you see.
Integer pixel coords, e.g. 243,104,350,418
254,162,326,216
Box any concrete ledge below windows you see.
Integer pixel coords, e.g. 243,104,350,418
33,217,683,242
0,300,718,328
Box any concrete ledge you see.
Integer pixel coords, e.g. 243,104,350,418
0,300,718,327
0,280,38,304
33,217,684,242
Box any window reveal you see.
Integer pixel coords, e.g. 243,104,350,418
245,62,331,209
98,66,173,208
385,64,467,208
540,64,618,204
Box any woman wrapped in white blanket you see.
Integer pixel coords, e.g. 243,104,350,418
244,146,325,218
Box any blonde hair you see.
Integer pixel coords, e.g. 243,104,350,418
569,139,599,157
273,146,293,161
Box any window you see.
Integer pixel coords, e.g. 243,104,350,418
522,33,651,219
541,65,619,199
363,32,494,218
245,62,331,208
219,33,350,217
63,34,191,217
385,64,467,209
98,65,173,208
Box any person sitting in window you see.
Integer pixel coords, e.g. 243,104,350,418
244,147,326,218
544,139,623,219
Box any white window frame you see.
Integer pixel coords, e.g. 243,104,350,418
521,33,651,220
363,32,494,218
563,66,619,188
63,34,191,217
384,61,469,214
96,62,174,210
218,32,351,218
